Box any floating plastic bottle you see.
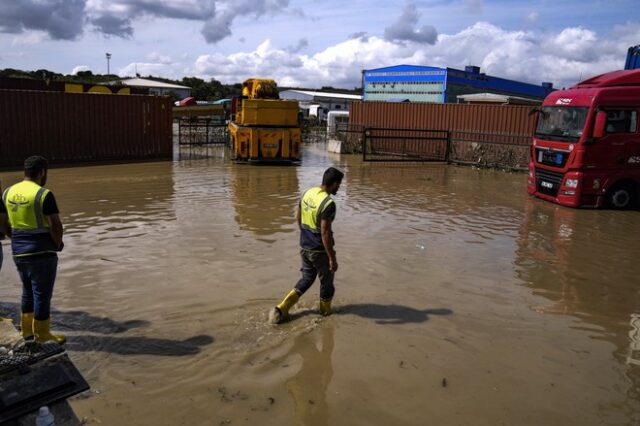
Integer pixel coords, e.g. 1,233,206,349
35,406,55,426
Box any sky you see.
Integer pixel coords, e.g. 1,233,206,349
0,0,638,89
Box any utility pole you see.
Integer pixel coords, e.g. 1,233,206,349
106,52,112,76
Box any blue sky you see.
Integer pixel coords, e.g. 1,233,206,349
0,0,638,88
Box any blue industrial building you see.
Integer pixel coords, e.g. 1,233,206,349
362,65,554,103
625,45,640,70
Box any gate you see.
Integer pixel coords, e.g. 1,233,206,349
362,128,450,162
177,118,228,145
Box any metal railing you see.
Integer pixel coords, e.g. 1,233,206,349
352,125,532,168
176,118,228,146
448,131,531,170
362,128,450,162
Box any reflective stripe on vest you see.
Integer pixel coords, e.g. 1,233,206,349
3,181,51,235
300,187,334,234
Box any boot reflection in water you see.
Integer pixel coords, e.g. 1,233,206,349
286,326,334,426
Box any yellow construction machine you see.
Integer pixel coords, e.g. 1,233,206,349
229,78,301,164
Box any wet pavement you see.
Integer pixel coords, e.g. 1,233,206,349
1,144,639,425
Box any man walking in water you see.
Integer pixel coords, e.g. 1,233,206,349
270,167,344,324
0,156,66,344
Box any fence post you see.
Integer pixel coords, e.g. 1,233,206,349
362,128,369,161
445,130,452,163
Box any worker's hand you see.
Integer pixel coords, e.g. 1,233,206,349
329,257,338,273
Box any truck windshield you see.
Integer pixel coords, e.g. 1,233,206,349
535,107,589,142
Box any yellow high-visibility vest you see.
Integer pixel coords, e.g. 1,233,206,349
2,180,51,235
300,187,334,234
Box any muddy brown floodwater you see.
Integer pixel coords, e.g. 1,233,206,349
1,144,639,425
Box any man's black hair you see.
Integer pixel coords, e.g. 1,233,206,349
24,156,49,179
322,167,344,186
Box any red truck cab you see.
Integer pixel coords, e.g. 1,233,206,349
528,70,640,208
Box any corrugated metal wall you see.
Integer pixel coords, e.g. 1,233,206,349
350,101,536,136
0,90,172,169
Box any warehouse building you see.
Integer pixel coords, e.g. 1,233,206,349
279,89,362,121
116,77,191,98
362,65,553,103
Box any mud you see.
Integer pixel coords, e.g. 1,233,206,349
1,145,639,425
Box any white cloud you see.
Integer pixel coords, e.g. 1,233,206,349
612,21,640,46
11,31,46,47
118,61,187,78
71,65,91,74
193,21,631,90
526,12,539,24
383,2,438,45
146,52,173,65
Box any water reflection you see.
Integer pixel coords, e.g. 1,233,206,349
629,314,640,367
286,325,334,426
343,163,524,242
230,165,300,236
515,199,640,400
33,162,177,239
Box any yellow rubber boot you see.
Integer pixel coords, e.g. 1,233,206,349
34,318,66,345
319,299,332,316
270,289,300,324
21,312,34,339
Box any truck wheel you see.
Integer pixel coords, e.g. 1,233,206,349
606,183,636,209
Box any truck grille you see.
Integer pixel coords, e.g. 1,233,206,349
535,168,564,197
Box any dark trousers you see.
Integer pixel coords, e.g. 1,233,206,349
294,249,335,301
14,255,58,321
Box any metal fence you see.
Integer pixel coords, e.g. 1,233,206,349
344,125,531,169
301,121,327,144
331,123,365,153
176,118,228,145
362,128,449,162
449,131,531,169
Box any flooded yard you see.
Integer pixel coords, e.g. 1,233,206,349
1,145,639,425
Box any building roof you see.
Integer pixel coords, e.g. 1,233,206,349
456,93,541,105
363,64,554,99
281,89,362,100
364,64,445,73
116,78,191,90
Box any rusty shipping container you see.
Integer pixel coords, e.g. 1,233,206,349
0,90,172,169
350,101,537,168
350,102,536,138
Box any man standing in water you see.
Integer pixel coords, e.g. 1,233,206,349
0,156,66,344
270,167,344,324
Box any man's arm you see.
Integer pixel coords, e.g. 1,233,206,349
320,218,338,273
46,214,63,250
296,204,301,229
42,192,63,250
0,213,11,238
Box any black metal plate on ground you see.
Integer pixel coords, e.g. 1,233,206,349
0,354,90,424
0,343,64,376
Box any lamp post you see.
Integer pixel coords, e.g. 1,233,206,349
106,52,112,76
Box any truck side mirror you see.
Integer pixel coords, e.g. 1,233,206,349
593,111,607,139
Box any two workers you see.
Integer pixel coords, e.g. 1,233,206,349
0,158,341,345
270,167,344,324
0,156,66,344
